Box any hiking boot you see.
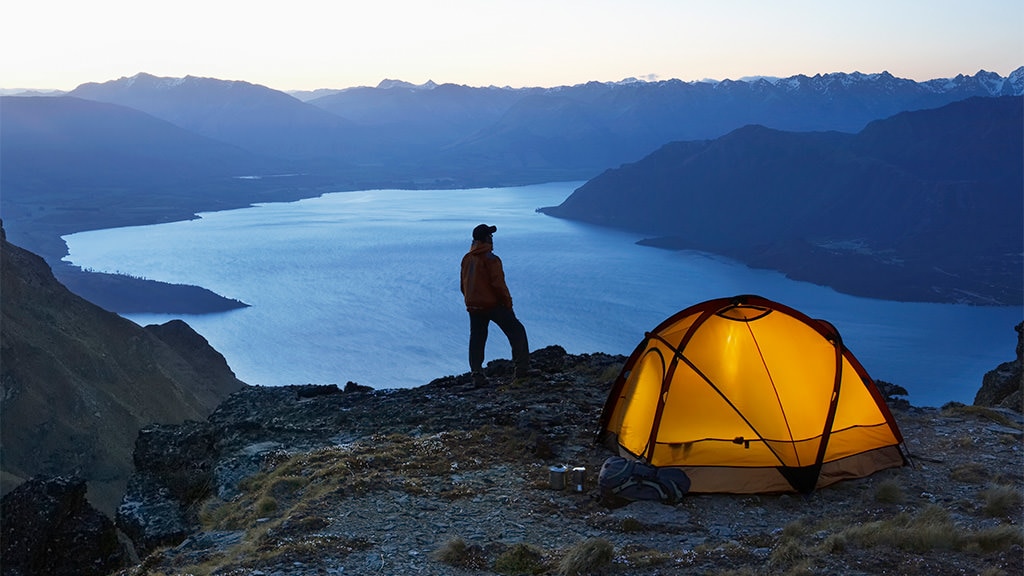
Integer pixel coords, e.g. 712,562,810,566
472,371,489,386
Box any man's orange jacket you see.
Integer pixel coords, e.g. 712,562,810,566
460,241,513,311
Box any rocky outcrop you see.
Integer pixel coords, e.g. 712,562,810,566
0,223,246,514
974,321,1024,412
109,345,1023,576
0,475,129,576
114,346,612,554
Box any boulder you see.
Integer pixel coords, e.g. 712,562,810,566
0,475,129,576
974,322,1023,412
115,421,219,555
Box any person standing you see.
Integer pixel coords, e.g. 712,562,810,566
460,224,531,385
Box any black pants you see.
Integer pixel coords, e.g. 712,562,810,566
468,307,529,373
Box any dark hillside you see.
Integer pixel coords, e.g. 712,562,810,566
0,225,246,513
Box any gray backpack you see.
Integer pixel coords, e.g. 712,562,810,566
598,456,690,507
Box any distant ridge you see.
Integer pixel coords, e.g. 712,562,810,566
540,96,1024,305
69,73,360,161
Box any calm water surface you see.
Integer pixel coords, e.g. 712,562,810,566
63,182,1021,407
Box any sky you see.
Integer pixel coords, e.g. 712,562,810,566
1,0,1021,92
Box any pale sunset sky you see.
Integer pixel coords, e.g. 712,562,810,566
1,0,1021,92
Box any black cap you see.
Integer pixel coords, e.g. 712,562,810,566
473,224,497,241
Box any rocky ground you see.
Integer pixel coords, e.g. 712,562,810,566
101,345,1024,576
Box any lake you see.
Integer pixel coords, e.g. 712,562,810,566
62,181,1021,407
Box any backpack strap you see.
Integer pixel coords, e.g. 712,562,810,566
610,477,671,501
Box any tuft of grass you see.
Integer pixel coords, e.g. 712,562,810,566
981,484,1023,517
494,543,546,575
768,539,807,571
781,518,811,539
950,462,989,483
431,537,488,569
255,496,277,516
268,475,308,497
972,525,1024,553
558,538,614,576
819,533,847,554
874,478,905,504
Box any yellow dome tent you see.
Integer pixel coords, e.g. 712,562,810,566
598,295,907,494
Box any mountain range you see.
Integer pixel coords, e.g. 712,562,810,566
63,69,1024,178
1,67,1022,309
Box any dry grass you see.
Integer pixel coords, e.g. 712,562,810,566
494,542,547,575
951,462,990,483
202,427,545,533
431,536,488,569
839,504,1024,553
558,537,614,576
874,477,906,503
981,484,1023,517
940,403,1021,428
117,385,1024,576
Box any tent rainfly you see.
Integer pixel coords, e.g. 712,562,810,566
598,295,907,494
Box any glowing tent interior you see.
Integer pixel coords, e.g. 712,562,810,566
598,295,907,494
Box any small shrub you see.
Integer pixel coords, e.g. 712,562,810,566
255,496,277,516
874,478,905,503
494,543,545,575
558,538,614,576
981,484,1023,517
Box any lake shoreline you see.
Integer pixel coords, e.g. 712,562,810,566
54,263,249,315
61,184,1022,407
